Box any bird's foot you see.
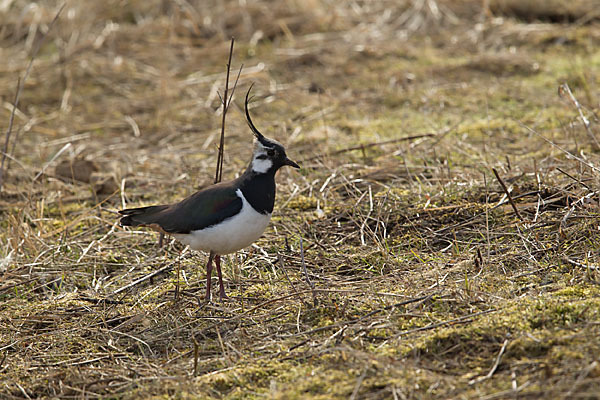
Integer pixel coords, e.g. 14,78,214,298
218,292,229,301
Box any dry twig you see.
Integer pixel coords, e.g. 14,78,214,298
492,168,523,221
469,339,510,385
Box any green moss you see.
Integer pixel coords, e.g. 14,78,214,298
408,295,600,373
287,195,318,211
553,286,600,298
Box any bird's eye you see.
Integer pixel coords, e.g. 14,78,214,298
267,149,275,157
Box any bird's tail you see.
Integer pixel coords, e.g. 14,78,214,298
119,205,169,227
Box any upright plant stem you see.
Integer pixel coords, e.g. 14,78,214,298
215,38,236,184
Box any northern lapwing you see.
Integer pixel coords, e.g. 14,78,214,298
119,87,300,300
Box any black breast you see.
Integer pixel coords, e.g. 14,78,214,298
237,170,277,214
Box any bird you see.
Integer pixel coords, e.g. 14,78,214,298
119,87,300,300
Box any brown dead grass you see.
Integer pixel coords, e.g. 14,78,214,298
1,0,600,399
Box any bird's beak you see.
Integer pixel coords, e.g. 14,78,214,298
284,157,300,169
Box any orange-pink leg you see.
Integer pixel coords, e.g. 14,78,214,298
215,255,228,300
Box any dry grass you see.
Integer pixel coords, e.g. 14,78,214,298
1,0,600,398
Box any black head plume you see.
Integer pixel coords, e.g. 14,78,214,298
245,85,265,141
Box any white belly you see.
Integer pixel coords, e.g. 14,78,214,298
172,189,271,255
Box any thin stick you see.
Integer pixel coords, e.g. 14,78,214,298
434,190,541,234
214,38,235,184
558,83,600,149
492,168,523,221
227,64,243,113
350,367,368,400
33,142,72,182
565,257,600,272
287,294,437,349
556,167,591,190
277,253,306,305
112,262,174,295
300,236,316,306
215,326,229,365
175,247,182,300
77,297,124,305
565,361,599,398
0,4,66,191
518,121,600,173
394,309,496,339
0,78,21,189
468,339,509,385
193,339,199,376
304,133,436,161
484,172,491,259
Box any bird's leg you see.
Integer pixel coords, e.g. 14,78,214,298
205,251,215,301
215,254,228,300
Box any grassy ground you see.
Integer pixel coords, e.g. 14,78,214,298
1,0,600,398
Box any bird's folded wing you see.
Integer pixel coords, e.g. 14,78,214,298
121,186,243,234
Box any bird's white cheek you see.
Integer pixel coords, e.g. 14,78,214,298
252,158,272,173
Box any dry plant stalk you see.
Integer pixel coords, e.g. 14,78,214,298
214,37,242,184
0,4,65,192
